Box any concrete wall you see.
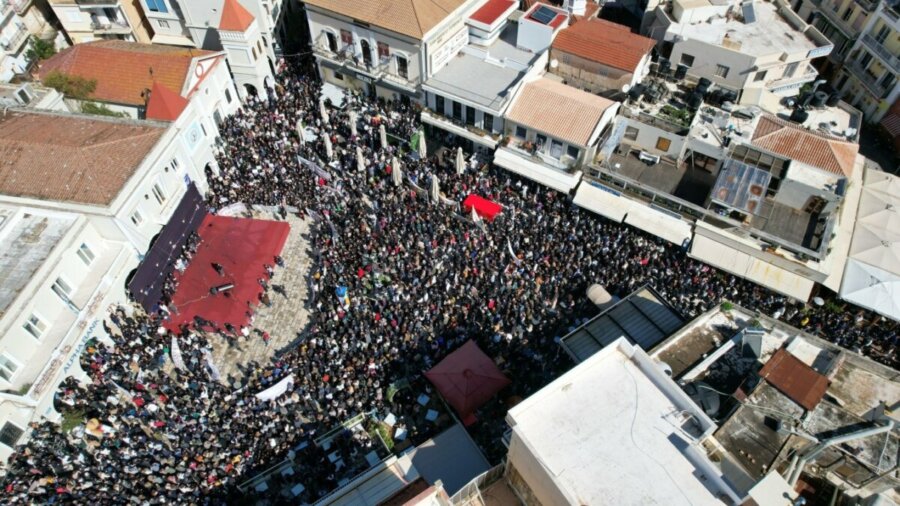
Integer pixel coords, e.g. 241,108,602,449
618,115,687,159
669,38,757,91
506,437,573,506
424,90,505,135
550,49,637,94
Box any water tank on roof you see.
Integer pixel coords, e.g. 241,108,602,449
674,64,688,80
790,107,810,123
687,91,703,109
697,78,712,97
811,91,829,108
628,84,645,102
659,59,671,75
722,90,738,104
826,93,841,107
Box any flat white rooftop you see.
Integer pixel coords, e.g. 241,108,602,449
674,1,821,57
0,208,76,318
507,338,738,505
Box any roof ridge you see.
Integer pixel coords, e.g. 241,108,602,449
410,0,426,36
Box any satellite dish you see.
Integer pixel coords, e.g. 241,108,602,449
621,84,631,93
550,59,559,69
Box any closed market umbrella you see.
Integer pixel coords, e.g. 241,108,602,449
391,156,402,187
379,124,388,150
349,110,358,137
417,130,427,159
356,145,365,173
319,97,329,123
455,147,465,175
323,132,333,159
430,174,440,202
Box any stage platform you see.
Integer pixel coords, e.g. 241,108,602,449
163,214,290,333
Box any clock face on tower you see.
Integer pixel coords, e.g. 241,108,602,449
188,127,201,145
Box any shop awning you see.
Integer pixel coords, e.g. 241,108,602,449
624,203,693,246
689,234,815,301
493,148,581,194
573,182,628,223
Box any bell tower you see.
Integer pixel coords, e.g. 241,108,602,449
217,0,274,100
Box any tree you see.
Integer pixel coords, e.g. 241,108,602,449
42,71,97,99
25,36,56,63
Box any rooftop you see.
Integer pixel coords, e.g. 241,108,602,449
39,40,216,107
508,338,736,505
751,114,859,178
303,0,470,39
424,24,538,112
552,18,655,72
468,0,517,26
757,347,829,411
0,209,76,318
0,110,166,206
523,3,567,29
506,77,616,146
671,0,824,57
560,286,685,362
218,0,256,32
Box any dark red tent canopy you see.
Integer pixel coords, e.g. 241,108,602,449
462,195,502,221
424,340,510,425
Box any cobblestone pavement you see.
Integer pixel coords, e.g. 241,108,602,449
206,212,314,378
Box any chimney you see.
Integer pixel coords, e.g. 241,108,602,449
565,0,587,16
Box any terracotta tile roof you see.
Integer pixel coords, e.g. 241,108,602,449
146,82,189,122
552,19,655,72
39,41,214,107
757,348,829,411
506,78,616,146
303,0,470,38
469,0,516,25
0,111,166,206
751,114,859,178
219,0,256,32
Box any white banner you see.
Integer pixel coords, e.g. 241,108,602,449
171,336,186,370
203,348,221,381
255,374,295,401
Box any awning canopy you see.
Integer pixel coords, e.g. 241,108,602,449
573,182,628,222
624,203,693,246
493,148,581,194
421,111,498,149
424,340,510,425
462,194,502,221
689,234,815,301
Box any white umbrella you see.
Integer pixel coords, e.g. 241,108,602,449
455,147,465,175
319,97,329,123
296,119,305,144
430,175,440,202
349,110,358,137
417,130,427,159
323,132,333,159
379,124,388,150
356,145,366,173
391,156,402,187
812,297,825,306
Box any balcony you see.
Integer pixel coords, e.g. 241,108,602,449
76,0,120,6
13,0,32,15
861,33,900,73
846,59,892,98
621,105,692,136
90,19,131,34
312,45,417,92
1,0,12,21
766,62,819,92
1,27,29,54
811,1,859,38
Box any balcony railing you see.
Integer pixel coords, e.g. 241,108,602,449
621,105,692,135
90,19,131,33
1,27,29,54
811,1,859,38
766,62,819,91
861,33,900,73
312,45,416,90
13,0,32,15
76,0,120,5
846,59,892,98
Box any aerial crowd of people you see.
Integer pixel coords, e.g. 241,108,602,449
1,56,897,504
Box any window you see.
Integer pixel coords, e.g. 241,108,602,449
200,123,207,136
146,0,168,13
326,32,337,52
435,95,445,114
0,422,23,448
23,313,46,339
550,139,563,158
567,145,579,159
714,64,730,78
680,53,695,67
152,183,167,205
536,133,547,149
340,29,352,45
784,61,799,78
624,126,639,141
171,158,180,169
77,243,95,266
396,56,408,79
859,51,873,67
225,87,232,104
754,70,767,82
333,71,343,80
251,47,257,61
131,209,143,226
158,19,169,29
515,125,527,138
465,106,475,126
452,101,462,120
841,7,852,21
483,113,494,133
656,137,672,151
377,41,390,59
51,277,72,301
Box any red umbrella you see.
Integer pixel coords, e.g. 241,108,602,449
424,341,511,425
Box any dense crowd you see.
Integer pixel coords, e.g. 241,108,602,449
1,56,897,505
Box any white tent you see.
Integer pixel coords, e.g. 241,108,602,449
840,171,900,321
840,260,900,320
